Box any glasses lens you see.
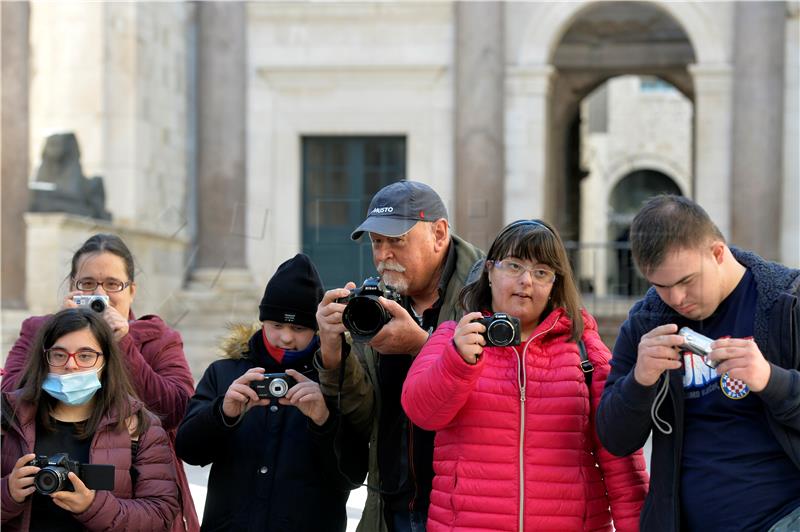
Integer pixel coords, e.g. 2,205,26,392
75,279,97,291
103,280,124,292
75,350,99,367
46,349,68,366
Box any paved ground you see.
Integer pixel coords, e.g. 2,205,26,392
184,463,366,531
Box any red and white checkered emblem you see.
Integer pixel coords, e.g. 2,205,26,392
720,373,749,399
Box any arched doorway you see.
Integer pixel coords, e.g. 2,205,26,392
608,169,682,295
547,1,696,242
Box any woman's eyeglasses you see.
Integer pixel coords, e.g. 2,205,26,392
74,278,131,293
488,259,557,285
45,348,102,368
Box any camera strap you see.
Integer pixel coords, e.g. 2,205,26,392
577,339,593,388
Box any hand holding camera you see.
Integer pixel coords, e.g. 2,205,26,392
223,367,275,418
277,369,330,426
454,312,489,365
316,283,357,369
633,324,685,387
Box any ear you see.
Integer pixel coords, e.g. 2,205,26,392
432,219,449,252
129,282,137,302
710,241,726,264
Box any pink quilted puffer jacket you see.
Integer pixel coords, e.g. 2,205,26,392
402,308,648,532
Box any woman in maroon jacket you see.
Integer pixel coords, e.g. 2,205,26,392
1,234,198,531
1,308,179,531
402,220,649,531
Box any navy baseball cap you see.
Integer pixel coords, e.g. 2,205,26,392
351,181,449,240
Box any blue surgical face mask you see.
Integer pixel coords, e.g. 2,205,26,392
42,367,102,406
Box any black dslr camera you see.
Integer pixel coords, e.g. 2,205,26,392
249,373,298,399
28,453,115,495
336,277,402,342
475,313,521,347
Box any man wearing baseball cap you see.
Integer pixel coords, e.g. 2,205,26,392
315,180,484,532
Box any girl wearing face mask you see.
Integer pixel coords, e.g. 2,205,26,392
1,308,179,531
2,233,198,532
401,220,649,532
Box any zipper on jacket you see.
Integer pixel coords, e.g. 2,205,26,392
408,421,418,512
516,320,558,532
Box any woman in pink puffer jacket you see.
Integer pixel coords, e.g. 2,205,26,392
402,219,648,532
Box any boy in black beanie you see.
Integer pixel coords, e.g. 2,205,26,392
176,254,357,532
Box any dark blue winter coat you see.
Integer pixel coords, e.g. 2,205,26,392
596,248,800,531
175,324,366,532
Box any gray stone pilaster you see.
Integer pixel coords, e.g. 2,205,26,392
730,2,785,260
196,2,247,268
1,1,29,308
454,2,504,251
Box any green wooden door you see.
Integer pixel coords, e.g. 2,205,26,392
302,137,406,289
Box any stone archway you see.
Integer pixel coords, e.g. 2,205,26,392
606,169,682,295
504,1,733,238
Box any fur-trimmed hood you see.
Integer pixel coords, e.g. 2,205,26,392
219,322,261,360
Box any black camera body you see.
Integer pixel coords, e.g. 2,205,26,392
73,295,109,313
28,453,115,495
249,373,298,399
475,313,521,347
336,277,402,342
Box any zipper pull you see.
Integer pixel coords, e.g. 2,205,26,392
520,386,526,402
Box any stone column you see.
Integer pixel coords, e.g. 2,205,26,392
1,1,29,309
731,2,786,260
454,2,504,250
504,65,554,224
689,63,733,240
783,1,800,267
196,2,246,269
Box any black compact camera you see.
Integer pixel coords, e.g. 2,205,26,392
678,327,717,368
475,313,521,347
336,277,402,342
73,295,109,313
28,453,115,495
249,373,298,399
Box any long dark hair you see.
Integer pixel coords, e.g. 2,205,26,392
459,219,584,342
15,309,150,439
69,233,136,284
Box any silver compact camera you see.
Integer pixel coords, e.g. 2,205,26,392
678,327,716,368
73,295,109,313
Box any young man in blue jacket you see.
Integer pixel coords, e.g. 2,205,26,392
596,195,800,531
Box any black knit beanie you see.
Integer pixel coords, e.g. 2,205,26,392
258,254,324,330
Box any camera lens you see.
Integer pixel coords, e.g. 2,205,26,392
269,378,288,398
34,468,64,495
90,299,107,313
342,297,386,339
487,320,515,347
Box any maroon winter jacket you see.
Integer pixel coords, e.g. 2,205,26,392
1,391,179,531
402,309,649,531
1,314,199,532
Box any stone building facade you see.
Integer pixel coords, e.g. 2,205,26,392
2,1,798,369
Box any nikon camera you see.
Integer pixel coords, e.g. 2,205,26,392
249,373,298,399
73,295,109,313
337,277,402,342
28,453,115,495
474,313,521,347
